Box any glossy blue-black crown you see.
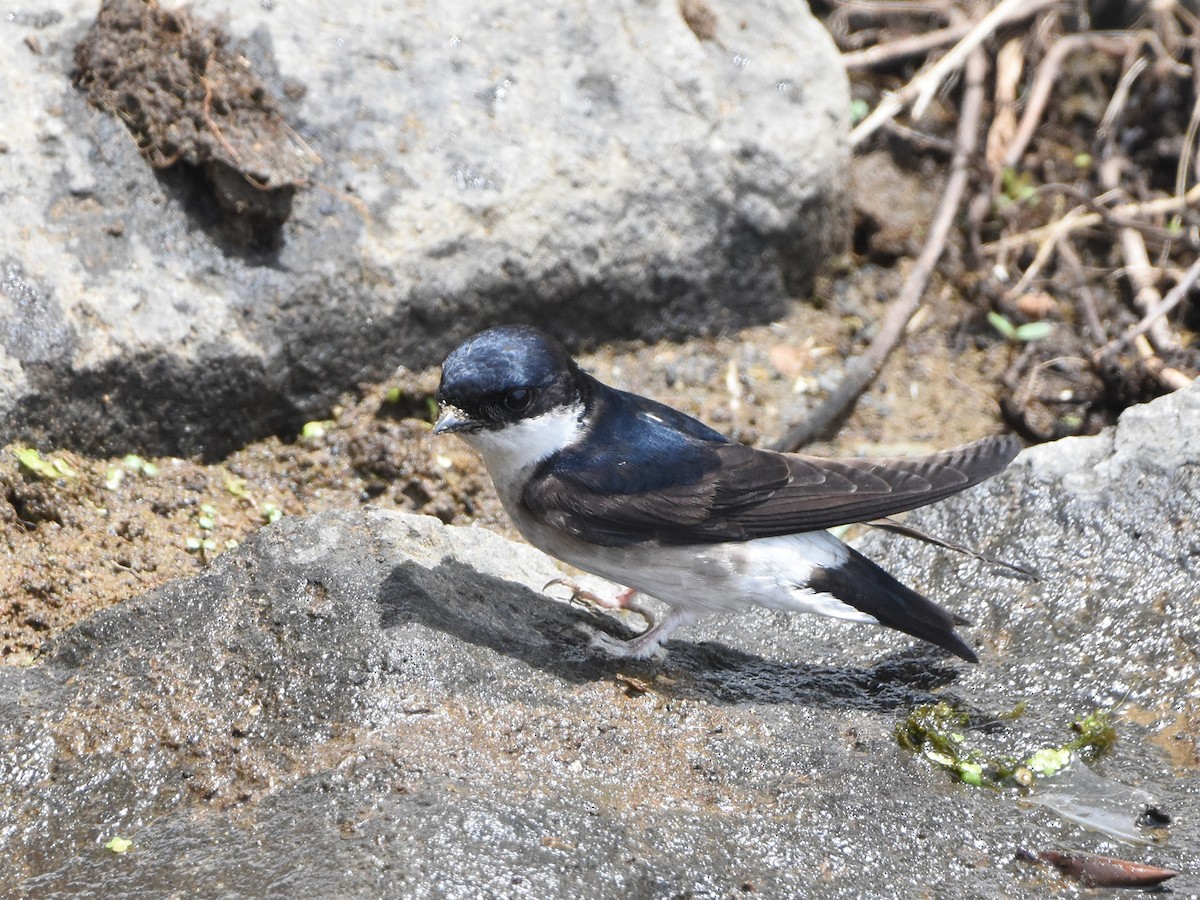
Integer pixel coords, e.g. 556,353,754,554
438,326,572,400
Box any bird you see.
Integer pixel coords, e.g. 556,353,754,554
433,324,1020,663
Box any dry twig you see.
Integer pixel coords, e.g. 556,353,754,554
773,50,989,452
1001,34,1133,171
1107,255,1200,353
983,184,1200,254
851,0,1056,147
841,22,972,70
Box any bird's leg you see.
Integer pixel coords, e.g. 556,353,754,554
544,578,655,625
587,607,698,661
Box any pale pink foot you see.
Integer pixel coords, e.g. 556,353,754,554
544,578,655,625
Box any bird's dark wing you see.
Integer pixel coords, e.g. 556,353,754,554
524,434,1020,547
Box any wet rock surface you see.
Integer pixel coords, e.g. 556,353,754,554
2,384,1197,896
0,0,848,458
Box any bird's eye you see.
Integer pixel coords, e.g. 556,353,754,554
503,388,533,412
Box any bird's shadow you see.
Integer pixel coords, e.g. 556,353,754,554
379,560,964,711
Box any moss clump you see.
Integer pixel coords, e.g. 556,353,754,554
896,701,1116,791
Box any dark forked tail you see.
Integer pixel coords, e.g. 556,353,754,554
808,547,978,662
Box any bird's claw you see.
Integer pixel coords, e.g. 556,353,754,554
575,624,667,661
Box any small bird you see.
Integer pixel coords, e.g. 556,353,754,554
434,325,1019,663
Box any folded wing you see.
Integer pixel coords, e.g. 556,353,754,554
526,434,1020,547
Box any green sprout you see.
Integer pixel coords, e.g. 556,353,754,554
104,836,132,854
106,454,159,490
261,502,283,525
849,98,870,125
988,311,1053,343
225,476,248,497
999,167,1039,205
121,454,158,477
185,536,218,556
301,420,334,442
196,503,216,531
384,386,403,405
16,447,77,480
186,504,222,558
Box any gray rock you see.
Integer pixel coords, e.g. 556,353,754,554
3,384,1199,897
0,0,848,458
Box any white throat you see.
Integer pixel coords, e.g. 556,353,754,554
460,402,586,494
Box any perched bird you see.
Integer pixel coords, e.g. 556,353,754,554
434,325,1019,663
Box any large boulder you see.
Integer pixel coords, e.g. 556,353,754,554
2,383,1197,896
0,0,849,458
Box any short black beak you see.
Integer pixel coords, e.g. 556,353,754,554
433,405,476,435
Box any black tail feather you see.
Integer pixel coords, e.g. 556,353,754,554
808,547,978,663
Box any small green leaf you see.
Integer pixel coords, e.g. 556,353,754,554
1026,747,1072,776
104,836,132,854
185,537,203,551
16,447,76,480
925,750,956,768
1072,152,1092,169
849,98,870,124
987,311,1017,340
384,386,403,405
301,420,333,441
1014,321,1053,342
958,762,984,787
104,467,125,491
16,447,42,470
140,461,159,478
225,477,248,497
1001,167,1038,203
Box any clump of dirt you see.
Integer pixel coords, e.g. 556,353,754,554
73,0,318,242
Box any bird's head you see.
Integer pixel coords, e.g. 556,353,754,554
434,326,587,457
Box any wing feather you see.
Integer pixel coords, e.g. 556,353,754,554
525,434,1019,547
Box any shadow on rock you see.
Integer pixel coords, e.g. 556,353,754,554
380,559,963,711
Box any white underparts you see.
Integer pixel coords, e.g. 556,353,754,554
538,527,880,627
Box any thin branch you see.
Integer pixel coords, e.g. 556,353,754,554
1106,255,1200,352
1001,34,1133,171
841,21,972,70
851,0,1057,147
1057,240,1108,345
773,50,988,452
983,183,1200,254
